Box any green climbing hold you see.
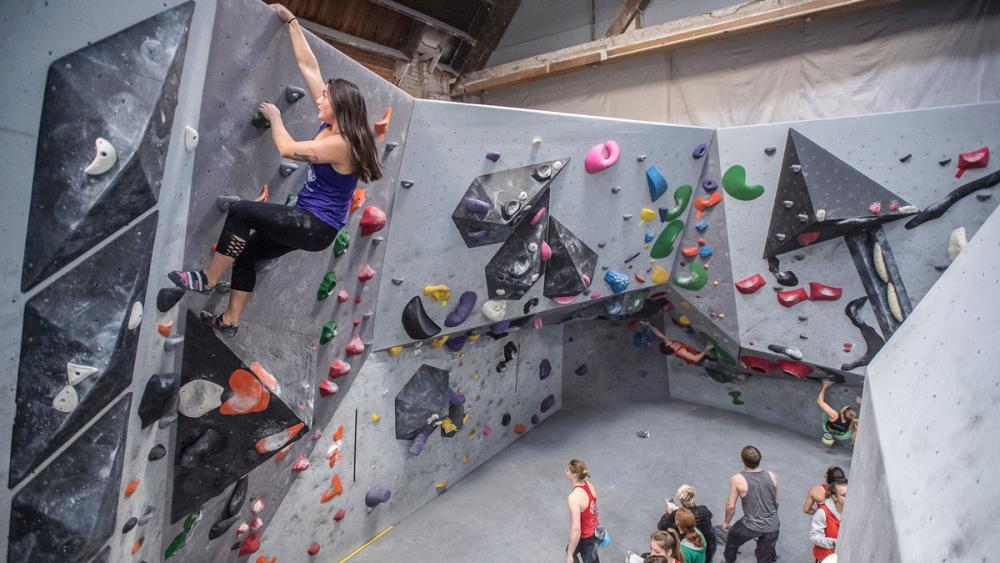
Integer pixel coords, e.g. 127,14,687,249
721,165,764,201
333,230,350,257
251,105,271,129
664,185,693,221
320,321,338,344
728,390,744,405
165,509,202,559
317,272,337,300
700,331,738,366
672,260,708,290
705,368,732,384
285,193,298,206
650,220,685,259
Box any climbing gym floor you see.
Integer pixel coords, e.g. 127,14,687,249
353,399,852,562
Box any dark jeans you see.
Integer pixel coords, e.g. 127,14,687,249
217,202,337,292
571,535,600,563
723,520,778,563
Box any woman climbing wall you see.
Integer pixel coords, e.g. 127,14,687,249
167,3,382,336
817,380,858,446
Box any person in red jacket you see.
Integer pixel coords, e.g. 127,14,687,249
810,480,847,562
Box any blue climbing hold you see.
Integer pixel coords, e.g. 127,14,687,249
605,300,623,315
644,230,655,243
604,270,630,294
699,246,714,258
695,220,709,232
633,327,654,348
692,143,708,159
702,178,718,192
646,166,668,202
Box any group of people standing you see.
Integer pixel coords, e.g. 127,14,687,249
565,448,848,563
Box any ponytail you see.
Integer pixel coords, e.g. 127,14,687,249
674,508,704,548
651,529,684,563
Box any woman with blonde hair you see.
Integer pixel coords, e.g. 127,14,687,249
659,485,716,562
565,459,600,563
817,380,858,445
676,508,707,563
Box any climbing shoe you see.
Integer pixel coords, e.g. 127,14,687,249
168,270,212,294
200,311,239,338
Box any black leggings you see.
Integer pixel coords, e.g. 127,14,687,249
216,201,338,292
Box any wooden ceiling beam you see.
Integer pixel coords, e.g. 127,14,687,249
366,0,476,44
300,18,409,61
604,0,652,38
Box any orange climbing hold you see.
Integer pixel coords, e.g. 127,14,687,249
131,536,144,555
694,192,723,219
255,422,306,454
124,478,140,498
275,444,293,462
220,368,270,415
250,361,279,392
514,424,526,434
157,319,174,337
254,184,270,203
374,106,392,141
331,473,344,495
350,187,366,213
333,424,345,442
680,246,699,258
255,556,276,563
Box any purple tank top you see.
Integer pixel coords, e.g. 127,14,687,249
295,123,358,230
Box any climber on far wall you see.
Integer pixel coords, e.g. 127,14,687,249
816,380,858,446
167,2,382,336
640,320,714,365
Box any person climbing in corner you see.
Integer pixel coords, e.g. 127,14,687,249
565,459,601,563
817,380,858,446
167,2,382,337
640,320,714,365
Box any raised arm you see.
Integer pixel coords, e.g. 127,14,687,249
270,4,326,104
639,320,668,343
817,380,840,420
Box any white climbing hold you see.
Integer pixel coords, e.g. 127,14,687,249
528,242,538,252
532,137,542,145
530,273,539,282
815,209,827,221
481,300,507,322
184,126,199,151
947,227,967,262
178,379,224,418
84,137,117,176
897,205,918,214
887,283,904,323
782,200,794,208
872,242,888,283
53,385,79,412
67,362,99,385
495,288,506,296
552,160,564,170
127,301,143,330
518,191,527,201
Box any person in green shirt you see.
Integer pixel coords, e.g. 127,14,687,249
676,508,707,563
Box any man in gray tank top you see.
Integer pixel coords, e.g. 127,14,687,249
722,445,780,562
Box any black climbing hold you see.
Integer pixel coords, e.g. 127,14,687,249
574,364,588,376
208,513,240,540
544,217,598,300
138,372,179,428
401,296,441,340
122,517,138,534
905,170,1000,229
225,476,248,518
485,192,549,299
540,394,555,413
841,296,886,371
766,257,798,287
530,414,540,424
284,85,306,103
539,359,552,380
898,154,911,163
938,158,952,166
216,194,240,211
501,413,511,426
764,147,777,155
180,428,226,469
503,341,518,362
278,160,299,177
496,360,508,374
251,107,271,129
157,287,186,313
976,193,992,201
523,297,540,315
394,365,450,440
147,444,167,461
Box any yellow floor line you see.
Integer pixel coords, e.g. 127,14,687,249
338,525,394,562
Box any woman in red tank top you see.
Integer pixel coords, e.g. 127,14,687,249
565,459,600,563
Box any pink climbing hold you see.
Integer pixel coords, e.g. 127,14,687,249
540,241,552,261
531,207,547,225
796,231,820,246
735,273,766,294
251,499,265,514
551,296,576,304
329,359,352,378
584,140,621,173
808,282,842,301
236,523,249,537
307,542,321,556
533,317,543,329
776,287,809,308
250,517,264,530
358,264,376,282
482,426,493,437
590,291,602,299
360,206,387,236
581,274,591,287
292,454,311,472
868,201,881,215
319,380,339,397
333,508,347,522
843,342,853,353
336,290,349,303
345,336,365,356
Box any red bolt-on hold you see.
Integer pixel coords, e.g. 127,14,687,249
359,206,387,236
337,290,349,303
635,274,646,283
778,360,812,379
735,273,766,294
333,508,347,522
956,146,989,178
358,264,376,282
318,380,339,397
808,282,842,301
843,342,853,353
796,231,820,245
513,424,526,434
345,336,365,356
354,294,363,305
329,359,352,378
307,542,321,555
776,287,809,307
741,355,777,374
239,533,262,556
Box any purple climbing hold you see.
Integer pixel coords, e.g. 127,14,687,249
698,246,714,258
489,320,511,335
539,359,552,380
701,178,718,192
540,394,555,413
604,270,630,294
465,197,491,215
695,220,709,232
444,335,468,352
692,143,708,159
409,426,433,456
624,252,641,263
444,291,477,327
468,230,486,240
485,152,501,162
574,364,588,376
364,486,392,508
448,387,466,406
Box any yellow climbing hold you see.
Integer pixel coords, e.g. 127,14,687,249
461,453,471,464
651,266,669,285
423,284,451,306
719,313,726,319
435,481,447,490
440,419,458,434
388,346,403,356
467,430,476,441
462,412,470,425
639,208,657,225
467,334,480,342
678,315,691,327
371,413,381,423
713,280,719,286
431,335,449,348
472,372,480,380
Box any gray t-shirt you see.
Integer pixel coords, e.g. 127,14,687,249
739,469,779,533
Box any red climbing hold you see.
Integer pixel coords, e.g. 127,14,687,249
358,264,376,282
250,517,264,530
239,533,262,556
360,206,387,236
255,555,276,563
868,202,881,215
741,355,776,374
354,294,362,305
336,290,349,303
292,454,311,472
319,380,339,397
131,537,144,554
513,424,526,434
256,422,306,454
635,274,646,283
776,288,809,307
735,273,766,294
124,478,140,498
308,542,321,556
275,446,292,462
808,282,842,301
334,425,344,442
796,231,820,245
329,359,352,378
374,106,392,141
333,508,347,522
956,146,989,178
345,336,365,356
843,342,853,353
778,359,812,379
